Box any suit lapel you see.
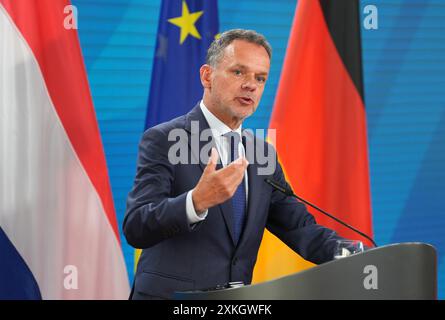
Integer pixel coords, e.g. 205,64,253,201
185,104,237,246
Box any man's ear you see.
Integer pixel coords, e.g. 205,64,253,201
200,64,212,89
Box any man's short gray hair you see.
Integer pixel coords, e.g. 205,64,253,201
206,29,272,67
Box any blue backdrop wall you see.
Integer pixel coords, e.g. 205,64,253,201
72,0,445,298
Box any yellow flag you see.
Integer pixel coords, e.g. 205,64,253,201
252,230,315,283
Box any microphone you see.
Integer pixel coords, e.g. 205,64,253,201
264,178,378,247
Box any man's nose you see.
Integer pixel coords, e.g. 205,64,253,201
241,76,257,91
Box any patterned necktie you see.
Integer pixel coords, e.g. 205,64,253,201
225,131,246,244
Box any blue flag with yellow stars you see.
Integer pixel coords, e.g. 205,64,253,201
145,0,219,129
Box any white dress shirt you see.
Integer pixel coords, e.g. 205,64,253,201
185,100,249,224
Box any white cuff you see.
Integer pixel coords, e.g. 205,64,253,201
186,189,208,224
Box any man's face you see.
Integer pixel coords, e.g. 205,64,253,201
201,39,270,128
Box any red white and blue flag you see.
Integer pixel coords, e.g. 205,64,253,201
0,0,129,299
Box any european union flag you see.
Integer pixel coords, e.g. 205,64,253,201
145,0,219,129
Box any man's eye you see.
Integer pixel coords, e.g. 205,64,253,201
257,76,266,83
234,70,242,75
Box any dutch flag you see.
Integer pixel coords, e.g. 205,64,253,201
0,0,129,299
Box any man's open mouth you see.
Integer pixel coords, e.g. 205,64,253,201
237,97,254,105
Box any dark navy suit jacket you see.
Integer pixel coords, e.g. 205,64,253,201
123,104,343,299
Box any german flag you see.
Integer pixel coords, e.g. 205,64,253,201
253,0,373,283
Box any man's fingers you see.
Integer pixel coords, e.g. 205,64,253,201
204,147,219,174
240,157,249,168
217,157,248,184
225,156,248,173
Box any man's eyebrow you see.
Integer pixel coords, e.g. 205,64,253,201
231,64,269,75
231,64,247,69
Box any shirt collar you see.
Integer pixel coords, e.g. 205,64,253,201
200,100,242,137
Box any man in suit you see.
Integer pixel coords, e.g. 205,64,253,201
123,29,345,300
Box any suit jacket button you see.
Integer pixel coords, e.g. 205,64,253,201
232,258,238,266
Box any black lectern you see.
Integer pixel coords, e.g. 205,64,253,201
175,243,437,300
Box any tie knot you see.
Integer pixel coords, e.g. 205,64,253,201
224,131,241,145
